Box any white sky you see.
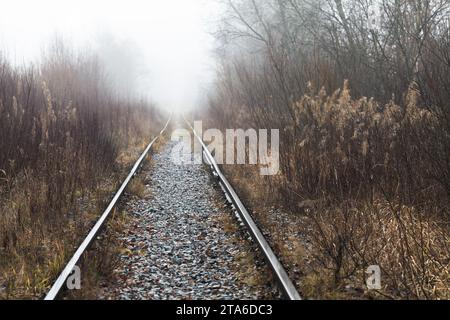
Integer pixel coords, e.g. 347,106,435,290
0,0,220,112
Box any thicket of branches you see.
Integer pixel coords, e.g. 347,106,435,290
0,42,160,298
207,0,450,299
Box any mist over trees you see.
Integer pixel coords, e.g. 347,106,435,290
206,0,450,299
0,0,448,301
209,0,450,194
0,38,161,298
212,0,450,113
94,33,152,100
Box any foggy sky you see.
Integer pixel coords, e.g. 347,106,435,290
0,0,220,112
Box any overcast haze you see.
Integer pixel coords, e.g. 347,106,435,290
0,0,220,112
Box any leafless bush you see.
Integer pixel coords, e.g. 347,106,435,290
0,42,161,298
206,0,450,299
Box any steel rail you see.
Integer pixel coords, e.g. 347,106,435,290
184,118,302,300
44,117,171,300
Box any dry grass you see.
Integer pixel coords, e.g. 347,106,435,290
64,209,130,300
223,166,450,300
127,177,147,199
208,82,450,300
307,200,449,299
207,0,449,300
213,199,273,293
0,137,158,299
0,42,163,299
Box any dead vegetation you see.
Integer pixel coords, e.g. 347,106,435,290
204,0,450,300
127,177,147,199
213,198,274,296
65,209,130,300
0,41,162,299
216,86,450,299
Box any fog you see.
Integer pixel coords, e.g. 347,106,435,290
0,0,220,112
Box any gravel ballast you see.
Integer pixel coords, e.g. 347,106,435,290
100,140,277,300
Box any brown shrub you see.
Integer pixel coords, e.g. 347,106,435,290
206,81,449,299
0,43,162,299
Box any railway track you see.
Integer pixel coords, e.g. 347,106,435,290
44,118,171,300
44,117,301,300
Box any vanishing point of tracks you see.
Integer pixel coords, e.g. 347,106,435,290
44,118,301,300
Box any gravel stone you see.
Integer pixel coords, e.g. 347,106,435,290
100,141,277,300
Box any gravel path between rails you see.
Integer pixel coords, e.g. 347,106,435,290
100,140,278,300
